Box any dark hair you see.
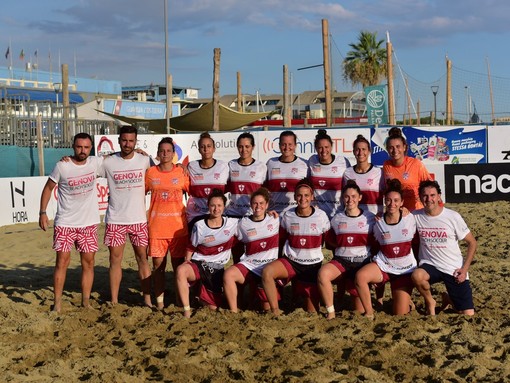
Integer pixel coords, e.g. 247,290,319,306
158,137,175,152
342,179,361,195
73,132,92,145
353,134,371,151
419,180,442,196
386,127,407,149
119,125,138,136
279,130,297,144
314,129,333,147
207,188,227,206
237,132,255,147
250,187,270,204
295,177,314,194
385,178,403,199
199,132,215,147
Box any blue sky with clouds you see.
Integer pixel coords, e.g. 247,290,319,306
2,0,510,102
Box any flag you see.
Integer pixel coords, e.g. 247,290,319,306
5,47,9,59
19,49,25,60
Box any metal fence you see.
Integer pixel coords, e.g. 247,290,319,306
0,116,116,148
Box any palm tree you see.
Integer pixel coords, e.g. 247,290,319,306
343,31,387,88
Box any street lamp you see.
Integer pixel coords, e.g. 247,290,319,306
53,82,62,116
465,86,471,123
431,85,439,125
95,92,102,116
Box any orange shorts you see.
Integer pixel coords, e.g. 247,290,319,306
148,236,188,258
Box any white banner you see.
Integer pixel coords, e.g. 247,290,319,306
487,125,510,163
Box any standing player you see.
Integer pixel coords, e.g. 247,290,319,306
103,125,153,307
343,134,384,216
355,179,417,318
145,137,189,309
308,129,350,218
39,133,103,312
223,187,279,313
265,131,308,214
412,180,476,316
186,132,229,230
262,178,330,316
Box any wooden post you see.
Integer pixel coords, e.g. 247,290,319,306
446,58,452,125
322,19,332,127
212,48,221,131
36,113,45,176
283,65,291,128
62,64,70,143
386,33,395,125
236,71,242,112
166,74,172,133
417,100,420,126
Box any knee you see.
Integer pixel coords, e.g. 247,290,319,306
411,268,426,284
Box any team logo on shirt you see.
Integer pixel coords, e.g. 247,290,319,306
162,192,169,200
272,168,281,175
310,223,317,231
238,184,245,192
204,235,215,243
224,229,230,236
403,172,410,180
218,246,224,253
331,167,338,173
214,173,221,180
367,178,374,186
291,168,298,174
402,229,409,236
300,238,307,246
172,178,178,185
232,170,239,178
392,246,400,255
250,171,256,178
280,181,287,189
260,241,267,249
204,187,211,195
267,224,274,231
347,236,354,244
318,180,326,187
358,221,365,229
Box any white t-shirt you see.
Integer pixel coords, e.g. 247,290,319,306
343,165,385,216
308,154,350,218
225,159,267,217
49,156,103,227
373,213,417,275
186,159,229,222
190,217,238,266
237,214,279,276
102,152,150,224
280,207,330,265
265,156,308,214
413,207,471,277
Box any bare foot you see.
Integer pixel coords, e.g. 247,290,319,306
183,309,191,318
326,312,336,320
364,313,375,320
52,302,62,313
440,292,453,311
425,298,437,315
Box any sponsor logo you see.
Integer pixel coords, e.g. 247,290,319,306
204,235,215,243
453,174,510,194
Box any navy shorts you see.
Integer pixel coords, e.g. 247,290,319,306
420,263,474,311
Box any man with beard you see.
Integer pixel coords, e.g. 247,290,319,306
39,133,103,312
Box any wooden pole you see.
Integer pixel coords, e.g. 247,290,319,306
486,57,496,124
236,71,242,112
406,77,411,124
446,58,452,125
417,100,420,126
322,19,332,127
386,32,395,125
36,113,45,176
283,65,291,127
62,64,70,143
212,48,221,131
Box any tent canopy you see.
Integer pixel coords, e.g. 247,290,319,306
100,102,270,132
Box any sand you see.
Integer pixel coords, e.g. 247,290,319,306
1,201,510,382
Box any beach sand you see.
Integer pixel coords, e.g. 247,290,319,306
1,201,509,382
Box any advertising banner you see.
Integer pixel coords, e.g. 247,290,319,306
444,163,510,203
487,125,510,163
364,85,388,125
370,126,487,166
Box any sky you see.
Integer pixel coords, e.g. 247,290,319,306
3,0,510,107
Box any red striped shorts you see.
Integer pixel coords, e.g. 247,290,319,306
104,222,148,247
53,225,99,253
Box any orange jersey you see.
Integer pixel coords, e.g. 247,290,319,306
383,156,431,211
145,165,190,239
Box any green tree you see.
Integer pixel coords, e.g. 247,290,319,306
343,30,387,88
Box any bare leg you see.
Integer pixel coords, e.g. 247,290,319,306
108,245,125,304
411,268,436,315
317,263,341,319
170,257,185,306
355,263,383,318
392,286,413,315
133,245,152,307
80,251,96,308
261,260,289,316
175,263,197,318
223,266,245,313
152,256,167,309
53,251,71,312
